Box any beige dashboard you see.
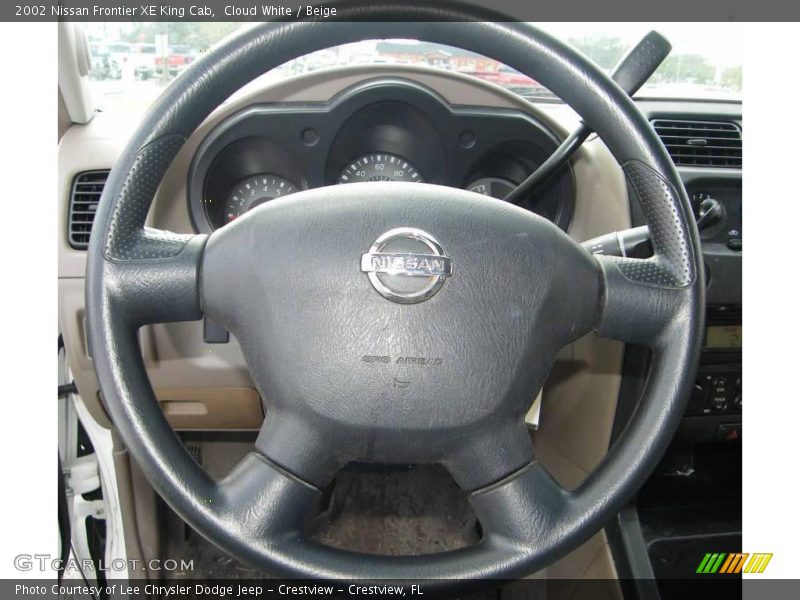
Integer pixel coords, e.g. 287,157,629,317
58,65,629,490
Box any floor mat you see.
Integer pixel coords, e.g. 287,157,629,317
174,531,530,600
308,463,480,555
174,533,271,579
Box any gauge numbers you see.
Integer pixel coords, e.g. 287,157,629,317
338,153,423,184
224,175,298,224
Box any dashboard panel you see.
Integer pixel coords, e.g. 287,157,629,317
188,79,575,233
57,64,642,440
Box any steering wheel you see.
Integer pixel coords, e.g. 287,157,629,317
86,6,704,585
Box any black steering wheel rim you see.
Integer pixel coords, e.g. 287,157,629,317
87,6,704,585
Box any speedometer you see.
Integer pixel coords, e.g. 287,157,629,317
224,174,298,224
337,153,423,184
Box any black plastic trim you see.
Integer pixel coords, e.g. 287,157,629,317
187,78,575,233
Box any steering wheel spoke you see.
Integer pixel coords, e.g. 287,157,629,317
215,452,321,542
252,411,343,487
594,254,695,348
99,232,207,328
471,462,571,555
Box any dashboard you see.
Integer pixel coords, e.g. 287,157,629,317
57,61,742,585
58,65,740,468
188,79,574,233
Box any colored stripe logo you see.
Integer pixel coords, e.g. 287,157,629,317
697,552,773,574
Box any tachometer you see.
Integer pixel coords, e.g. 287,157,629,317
224,175,298,223
338,153,423,184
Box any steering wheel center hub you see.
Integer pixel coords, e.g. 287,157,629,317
200,182,601,490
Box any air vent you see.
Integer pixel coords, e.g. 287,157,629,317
651,119,742,168
68,170,109,249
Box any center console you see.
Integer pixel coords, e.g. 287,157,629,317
683,308,742,442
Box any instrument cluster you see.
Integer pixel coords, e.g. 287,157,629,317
189,80,574,233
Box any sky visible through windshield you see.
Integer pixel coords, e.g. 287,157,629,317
84,22,743,113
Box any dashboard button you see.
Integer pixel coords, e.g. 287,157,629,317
715,423,742,442
710,376,729,412
710,395,728,412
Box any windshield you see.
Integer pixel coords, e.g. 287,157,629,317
84,22,742,114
